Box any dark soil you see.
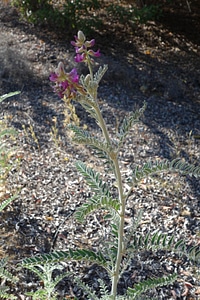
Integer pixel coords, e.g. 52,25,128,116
1,0,200,105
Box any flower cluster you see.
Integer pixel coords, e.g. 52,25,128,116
49,62,85,99
71,30,100,64
50,31,100,99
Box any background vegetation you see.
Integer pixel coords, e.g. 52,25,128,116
10,0,177,33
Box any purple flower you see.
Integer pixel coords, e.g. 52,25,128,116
85,39,95,48
74,53,86,63
71,31,86,48
69,68,79,82
50,62,86,99
49,73,58,82
61,80,69,90
71,31,100,64
88,49,100,57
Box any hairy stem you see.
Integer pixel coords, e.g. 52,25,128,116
110,156,125,298
93,97,125,299
93,102,111,145
87,54,94,80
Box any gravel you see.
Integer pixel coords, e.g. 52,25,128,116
0,3,200,299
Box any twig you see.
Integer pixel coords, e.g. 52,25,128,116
186,0,191,12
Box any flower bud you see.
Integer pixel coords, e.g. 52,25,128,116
77,31,86,43
55,62,65,76
84,74,91,86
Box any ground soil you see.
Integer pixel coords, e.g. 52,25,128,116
1,0,200,104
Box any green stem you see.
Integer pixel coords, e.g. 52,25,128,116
87,56,125,299
87,54,94,80
87,60,110,145
93,102,125,299
94,102,111,145
110,156,125,299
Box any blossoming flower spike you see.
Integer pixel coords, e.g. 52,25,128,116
71,30,100,64
49,62,85,99
50,31,100,99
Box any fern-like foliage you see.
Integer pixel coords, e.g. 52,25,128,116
81,99,99,118
69,124,115,169
75,161,111,197
130,231,200,263
127,273,177,298
131,158,200,187
0,91,20,103
98,278,110,298
0,128,17,140
26,289,57,300
0,287,17,300
170,158,200,177
75,195,120,223
119,210,144,277
23,263,70,300
78,66,108,100
101,242,118,270
0,258,18,299
68,124,91,142
0,258,18,283
21,249,109,272
94,65,108,85
69,124,111,153
118,102,146,149
0,194,18,212
73,276,99,300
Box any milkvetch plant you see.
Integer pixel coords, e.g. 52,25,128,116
21,31,200,299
